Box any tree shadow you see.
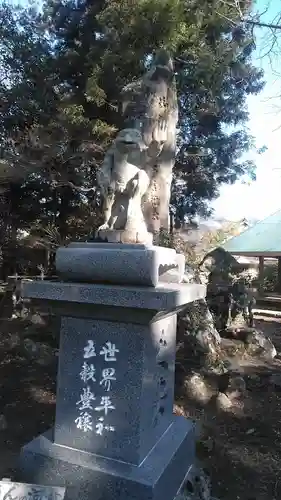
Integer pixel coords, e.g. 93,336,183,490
0,317,58,477
176,336,281,500
179,382,281,500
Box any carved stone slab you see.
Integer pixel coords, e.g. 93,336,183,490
96,228,153,245
55,242,185,287
0,479,65,500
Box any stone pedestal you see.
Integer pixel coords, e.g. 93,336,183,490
55,243,185,286
17,260,206,500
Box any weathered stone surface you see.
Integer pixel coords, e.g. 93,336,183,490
198,247,256,332
216,392,233,411
0,479,65,500
19,419,195,500
184,465,212,500
23,338,57,366
23,338,38,357
22,280,206,311
56,242,186,287
247,329,277,359
54,313,177,464
18,279,206,500
96,50,178,241
30,313,46,326
178,299,221,356
225,376,246,400
184,373,212,405
96,227,153,245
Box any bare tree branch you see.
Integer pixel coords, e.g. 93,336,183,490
244,20,281,30
50,179,96,192
216,0,281,121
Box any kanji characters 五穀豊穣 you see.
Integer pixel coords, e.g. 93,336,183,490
75,412,93,432
76,386,96,411
75,339,119,434
75,340,98,433
83,339,96,359
80,362,96,383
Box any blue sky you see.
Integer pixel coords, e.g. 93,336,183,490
212,0,281,221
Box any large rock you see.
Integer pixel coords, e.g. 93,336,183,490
216,392,233,411
247,330,277,359
198,247,256,332
199,247,242,277
23,338,38,356
184,373,212,404
30,313,47,326
225,376,246,400
185,466,212,500
23,338,57,366
178,300,221,356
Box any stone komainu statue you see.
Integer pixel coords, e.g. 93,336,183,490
96,50,178,243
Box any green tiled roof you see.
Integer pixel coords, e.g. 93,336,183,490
223,209,281,255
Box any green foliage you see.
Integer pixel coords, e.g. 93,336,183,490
0,0,265,275
262,262,278,293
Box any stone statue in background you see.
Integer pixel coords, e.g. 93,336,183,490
96,49,178,244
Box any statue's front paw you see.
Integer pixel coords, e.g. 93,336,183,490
97,223,110,231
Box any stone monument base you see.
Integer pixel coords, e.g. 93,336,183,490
18,416,195,500
55,242,185,287
96,228,154,245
